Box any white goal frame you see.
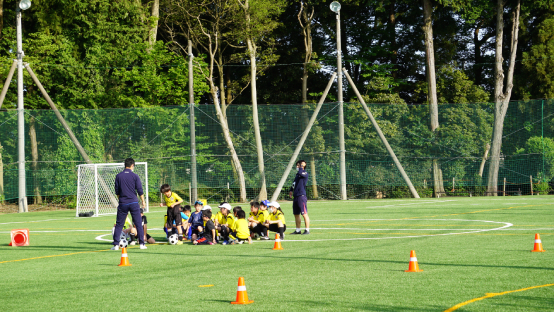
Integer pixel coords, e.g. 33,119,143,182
76,162,149,217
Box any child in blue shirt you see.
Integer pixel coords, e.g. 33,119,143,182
188,200,204,242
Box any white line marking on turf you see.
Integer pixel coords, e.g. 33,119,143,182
274,219,513,242
96,234,112,242
0,218,80,225
310,228,493,231
367,200,457,208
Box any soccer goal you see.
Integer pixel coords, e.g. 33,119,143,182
76,163,149,217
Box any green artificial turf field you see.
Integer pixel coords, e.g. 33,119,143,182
1,196,553,311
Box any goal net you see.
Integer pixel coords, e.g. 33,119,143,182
76,163,149,217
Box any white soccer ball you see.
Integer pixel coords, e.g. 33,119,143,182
120,232,129,241
119,238,128,248
168,234,179,245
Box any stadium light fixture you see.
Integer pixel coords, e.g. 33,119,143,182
330,1,341,13
19,0,31,10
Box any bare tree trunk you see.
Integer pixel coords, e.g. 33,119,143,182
240,0,266,200
0,0,4,38
423,0,442,196
247,38,267,200
433,159,441,197
423,0,438,131
298,2,318,199
478,143,490,177
389,1,397,79
487,0,520,196
147,0,159,51
212,85,247,202
29,117,42,204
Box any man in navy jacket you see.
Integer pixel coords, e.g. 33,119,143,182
112,158,147,250
289,160,310,235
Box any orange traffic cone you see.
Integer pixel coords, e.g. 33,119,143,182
9,229,30,246
230,277,254,305
531,233,545,252
118,247,132,266
405,250,423,272
272,233,283,250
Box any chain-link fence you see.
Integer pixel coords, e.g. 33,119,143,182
0,99,552,212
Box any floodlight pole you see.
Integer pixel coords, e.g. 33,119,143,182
188,40,197,203
16,7,28,213
335,10,347,200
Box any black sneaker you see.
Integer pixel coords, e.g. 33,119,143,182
290,230,301,235
302,230,310,235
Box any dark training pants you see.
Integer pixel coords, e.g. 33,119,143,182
254,223,268,237
113,202,144,245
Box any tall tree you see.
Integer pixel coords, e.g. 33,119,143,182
298,0,320,198
237,0,284,200
165,0,248,201
486,0,520,195
422,0,438,131
148,0,160,50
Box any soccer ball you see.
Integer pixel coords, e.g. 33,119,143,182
119,238,128,248
120,232,129,241
168,234,179,245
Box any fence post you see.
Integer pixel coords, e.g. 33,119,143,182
503,178,506,196
189,183,192,205
94,164,99,217
530,176,534,195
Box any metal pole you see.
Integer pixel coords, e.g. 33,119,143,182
95,165,99,216
76,165,81,217
542,100,544,178
270,72,337,202
0,60,18,110
342,68,420,198
16,8,27,213
144,162,149,212
336,11,347,200
189,40,198,203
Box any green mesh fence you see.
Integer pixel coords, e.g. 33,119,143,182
0,99,553,211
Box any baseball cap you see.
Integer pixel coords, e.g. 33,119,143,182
218,202,232,210
268,201,280,209
194,200,204,206
202,205,212,211
261,200,270,207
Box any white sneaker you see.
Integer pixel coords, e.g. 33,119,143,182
129,241,136,246
110,245,119,251
140,244,147,250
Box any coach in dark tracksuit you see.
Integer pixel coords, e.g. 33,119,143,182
289,160,310,235
112,158,147,250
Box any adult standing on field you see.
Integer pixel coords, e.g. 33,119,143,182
289,160,310,235
112,158,147,250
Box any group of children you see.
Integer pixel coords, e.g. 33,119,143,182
161,184,287,245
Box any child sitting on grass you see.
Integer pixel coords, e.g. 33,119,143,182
234,210,252,244
194,210,216,245
265,202,286,240
180,205,191,239
130,208,156,245
188,200,204,241
216,202,236,245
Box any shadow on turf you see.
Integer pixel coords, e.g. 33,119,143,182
292,300,444,311
218,254,554,271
